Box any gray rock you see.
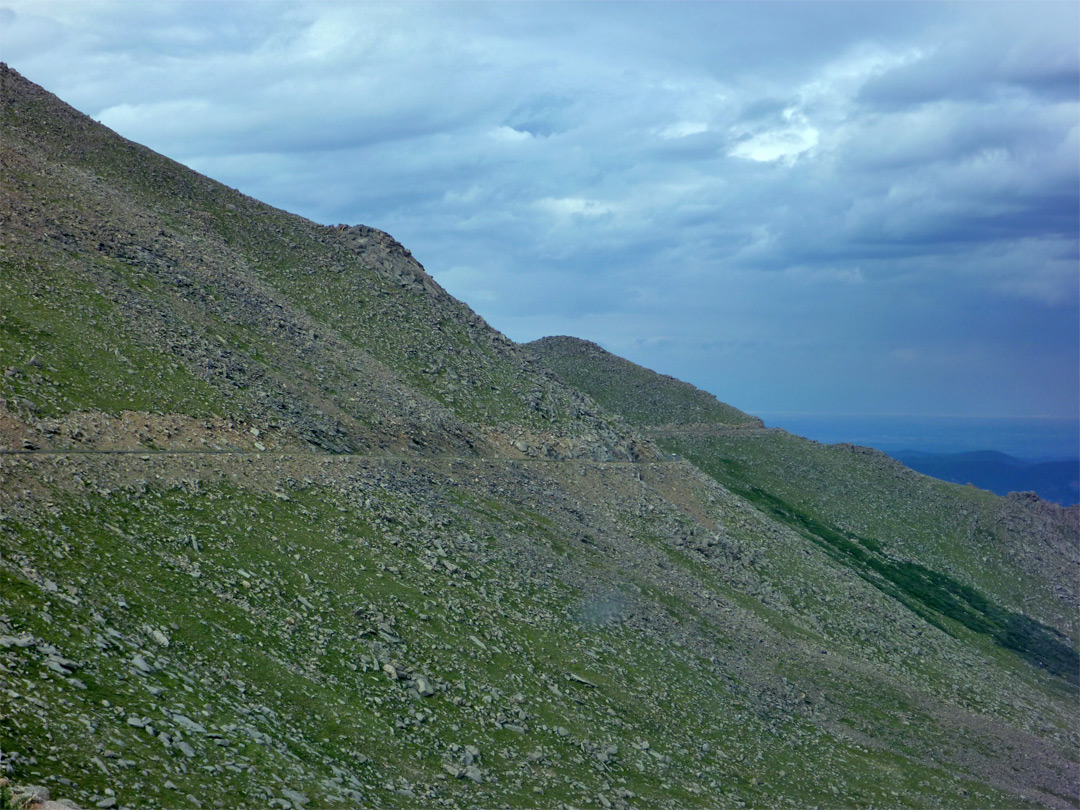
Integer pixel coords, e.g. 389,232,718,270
597,744,619,763
45,659,72,676
567,672,597,687
13,784,50,802
414,675,435,697
172,713,207,733
281,788,309,807
0,633,36,648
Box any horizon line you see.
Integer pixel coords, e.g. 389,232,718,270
748,412,1080,421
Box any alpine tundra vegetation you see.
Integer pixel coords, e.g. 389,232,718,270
0,65,1077,810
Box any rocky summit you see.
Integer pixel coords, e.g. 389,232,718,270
1,63,1077,810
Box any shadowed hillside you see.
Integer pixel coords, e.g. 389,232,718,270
2,65,1077,810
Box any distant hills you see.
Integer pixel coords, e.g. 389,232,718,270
892,450,1080,507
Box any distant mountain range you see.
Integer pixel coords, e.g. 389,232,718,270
892,450,1080,507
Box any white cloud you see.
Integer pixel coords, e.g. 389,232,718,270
489,125,533,143
534,197,614,219
729,119,819,163
657,121,709,140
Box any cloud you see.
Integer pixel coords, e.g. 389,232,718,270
729,110,820,163
534,197,614,219
857,4,1080,109
3,0,1077,419
657,121,710,140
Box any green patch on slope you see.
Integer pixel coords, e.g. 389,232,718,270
674,446,1079,687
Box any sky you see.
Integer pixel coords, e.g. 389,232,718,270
3,0,1078,424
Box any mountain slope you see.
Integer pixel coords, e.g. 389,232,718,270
530,335,1080,798
2,65,1078,810
0,64,642,463
528,336,762,429
529,336,1078,644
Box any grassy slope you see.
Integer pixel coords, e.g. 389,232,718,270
530,336,1080,799
528,336,761,428
531,336,1078,648
1,453,1052,810
658,430,1078,639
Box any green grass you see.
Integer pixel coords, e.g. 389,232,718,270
667,444,1079,687
0,256,228,418
528,335,759,427
1,460,1040,809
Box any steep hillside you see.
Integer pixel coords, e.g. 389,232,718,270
528,336,761,429
0,65,641,463
531,336,1080,800
2,66,1078,810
